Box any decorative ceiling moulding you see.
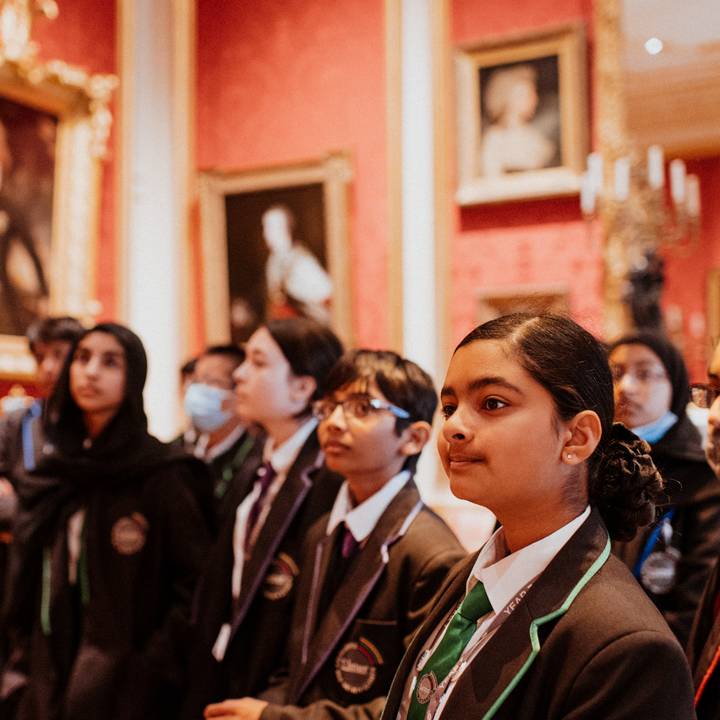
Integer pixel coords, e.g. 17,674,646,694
0,0,117,380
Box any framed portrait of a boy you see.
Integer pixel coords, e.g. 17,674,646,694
198,153,353,346
455,23,588,205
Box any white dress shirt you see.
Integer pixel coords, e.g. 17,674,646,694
326,470,410,544
213,418,318,662
193,422,246,463
399,505,591,720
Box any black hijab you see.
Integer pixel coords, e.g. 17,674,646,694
608,331,690,418
3,323,213,635
39,322,169,486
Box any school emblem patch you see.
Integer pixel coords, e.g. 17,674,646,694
415,671,437,704
111,513,149,555
263,552,299,600
335,637,383,695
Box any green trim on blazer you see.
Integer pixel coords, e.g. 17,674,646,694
483,536,612,720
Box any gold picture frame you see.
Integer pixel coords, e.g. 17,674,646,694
0,50,116,380
455,23,588,205
198,153,354,346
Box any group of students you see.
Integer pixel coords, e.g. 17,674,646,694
0,311,719,719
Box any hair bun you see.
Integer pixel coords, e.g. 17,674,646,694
592,423,665,541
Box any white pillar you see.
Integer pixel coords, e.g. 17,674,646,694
400,0,440,498
118,0,193,439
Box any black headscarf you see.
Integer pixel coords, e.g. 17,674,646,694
608,331,690,418
3,323,213,636
39,322,168,486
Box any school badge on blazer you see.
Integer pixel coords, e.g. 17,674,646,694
111,513,149,555
263,552,299,600
334,637,384,695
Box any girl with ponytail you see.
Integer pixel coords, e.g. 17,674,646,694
381,313,694,720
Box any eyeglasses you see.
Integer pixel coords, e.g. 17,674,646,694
312,394,411,422
609,365,668,384
690,383,720,409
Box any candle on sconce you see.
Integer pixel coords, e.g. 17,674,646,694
587,152,603,195
614,158,630,201
686,174,701,217
580,172,595,215
670,159,686,205
647,145,664,189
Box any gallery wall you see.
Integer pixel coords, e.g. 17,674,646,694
451,0,719,379
196,0,390,348
34,0,117,320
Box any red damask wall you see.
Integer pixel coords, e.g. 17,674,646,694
196,0,389,347
451,0,718,379
34,1,117,320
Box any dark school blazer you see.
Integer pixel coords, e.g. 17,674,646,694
687,556,720,719
259,478,465,720
613,415,720,647
180,432,343,720
381,509,696,720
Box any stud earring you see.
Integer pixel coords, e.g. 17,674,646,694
566,453,573,460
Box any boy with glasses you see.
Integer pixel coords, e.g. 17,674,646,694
609,332,720,648
205,350,464,720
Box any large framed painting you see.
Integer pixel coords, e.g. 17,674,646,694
0,49,115,381
455,23,588,205
198,154,353,345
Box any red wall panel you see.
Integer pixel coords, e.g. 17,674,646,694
196,0,389,347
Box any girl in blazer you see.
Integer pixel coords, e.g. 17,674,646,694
1,323,213,720
381,313,695,720
181,318,343,719
609,331,720,647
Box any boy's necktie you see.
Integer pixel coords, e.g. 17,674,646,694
407,581,492,720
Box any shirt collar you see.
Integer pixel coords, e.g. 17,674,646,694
195,423,246,462
468,505,591,614
326,470,411,542
631,410,678,444
264,417,318,475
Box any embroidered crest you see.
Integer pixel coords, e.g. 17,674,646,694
415,671,438,705
263,552,299,600
111,513,148,555
335,637,383,695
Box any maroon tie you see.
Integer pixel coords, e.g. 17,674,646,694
340,524,359,560
244,462,277,553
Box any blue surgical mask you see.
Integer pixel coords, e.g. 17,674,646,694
184,382,233,433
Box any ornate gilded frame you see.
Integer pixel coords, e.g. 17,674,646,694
455,23,588,205
198,153,354,346
0,25,116,380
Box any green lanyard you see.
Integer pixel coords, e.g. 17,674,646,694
40,519,90,637
214,434,255,501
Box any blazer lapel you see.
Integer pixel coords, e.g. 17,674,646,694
448,509,611,719
381,554,475,720
291,481,424,701
383,509,612,720
229,437,321,637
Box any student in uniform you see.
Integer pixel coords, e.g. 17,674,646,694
205,349,465,720
0,322,213,720
381,313,695,720
184,345,261,526
181,318,344,719
609,331,720,647
686,339,720,718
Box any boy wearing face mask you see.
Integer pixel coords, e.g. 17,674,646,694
184,345,261,526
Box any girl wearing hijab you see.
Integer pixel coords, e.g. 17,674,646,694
181,317,344,719
381,313,694,720
0,323,213,720
609,331,720,647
